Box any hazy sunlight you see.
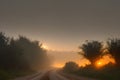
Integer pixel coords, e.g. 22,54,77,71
95,54,115,68
42,44,49,50
52,63,65,68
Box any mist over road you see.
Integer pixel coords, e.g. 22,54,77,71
15,69,97,80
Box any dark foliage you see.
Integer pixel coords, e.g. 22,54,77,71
0,32,50,71
63,61,79,73
107,38,120,67
80,40,103,64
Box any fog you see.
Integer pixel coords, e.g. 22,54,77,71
47,50,90,68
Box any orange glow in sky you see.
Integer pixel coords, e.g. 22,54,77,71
51,58,91,68
76,58,91,67
52,63,65,68
49,51,92,68
95,54,115,68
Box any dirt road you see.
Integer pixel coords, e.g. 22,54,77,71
14,69,97,80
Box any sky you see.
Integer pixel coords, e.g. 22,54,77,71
0,0,120,51
48,51,90,68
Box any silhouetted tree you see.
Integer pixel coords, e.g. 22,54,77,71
0,32,50,71
0,32,10,69
107,38,120,67
63,62,79,72
80,40,103,65
14,36,49,70
8,38,29,70
0,32,9,48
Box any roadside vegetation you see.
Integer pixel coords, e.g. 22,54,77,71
0,32,50,80
1,31,120,80
63,39,120,80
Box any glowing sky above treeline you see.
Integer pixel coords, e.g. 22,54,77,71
48,51,91,68
0,0,120,51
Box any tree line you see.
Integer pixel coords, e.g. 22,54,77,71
0,32,50,72
63,38,120,74
79,39,120,67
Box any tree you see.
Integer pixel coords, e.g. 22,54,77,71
63,62,79,72
0,32,9,48
0,32,9,69
107,38,120,67
8,38,28,70
14,36,49,70
80,40,103,65
0,32,50,71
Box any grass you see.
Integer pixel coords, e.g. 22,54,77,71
0,69,13,80
63,65,120,80
77,67,120,80
0,69,35,80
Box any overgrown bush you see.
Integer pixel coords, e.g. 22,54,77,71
63,61,79,73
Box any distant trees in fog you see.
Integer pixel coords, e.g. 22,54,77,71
0,32,50,71
63,61,79,72
1,31,120,73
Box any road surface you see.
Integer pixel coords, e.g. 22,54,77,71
14,69,97,80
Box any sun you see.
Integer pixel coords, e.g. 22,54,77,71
97,61,102,66
95,54,116,69
97,62,102,65
95,61,104,68
42,44,49,50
